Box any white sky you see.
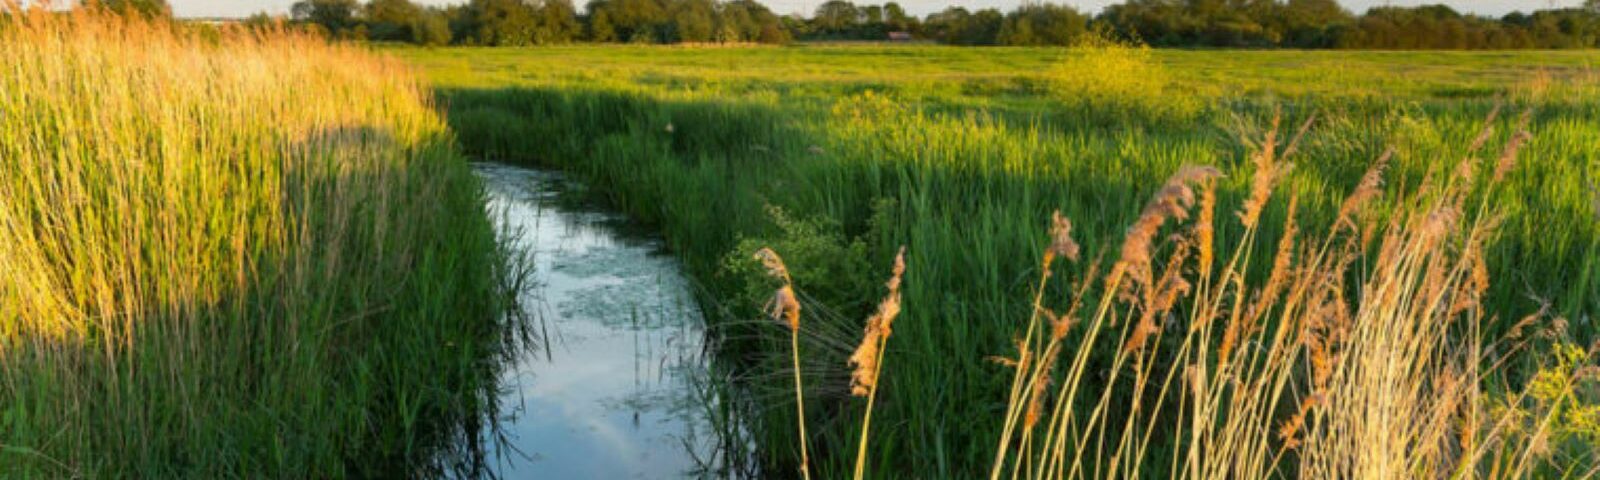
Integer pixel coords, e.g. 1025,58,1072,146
172,0,1583,19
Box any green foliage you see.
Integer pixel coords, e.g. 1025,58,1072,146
1049,32,1200,124
1488,341,1600,475
996,3,1089,46
723,206,875,319
408,45,1600,477
91,0,171,18
292,0,361,36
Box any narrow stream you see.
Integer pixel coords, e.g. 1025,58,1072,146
474,163,741,478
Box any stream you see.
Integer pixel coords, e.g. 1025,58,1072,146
473,163,743,478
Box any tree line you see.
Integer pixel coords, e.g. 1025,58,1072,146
97,0,1600,49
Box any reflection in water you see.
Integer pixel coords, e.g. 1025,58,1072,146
473,163,745,478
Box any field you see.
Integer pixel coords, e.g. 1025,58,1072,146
2,9,1598,475
399,45,1600,477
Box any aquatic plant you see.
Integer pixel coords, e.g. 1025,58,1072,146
0,7,510,476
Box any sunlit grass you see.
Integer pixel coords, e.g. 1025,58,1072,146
0,9,512,477
400,43,1600,477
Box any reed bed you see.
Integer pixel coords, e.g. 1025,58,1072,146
0,8,511,477
414,43,1600,477
978,115,1595,479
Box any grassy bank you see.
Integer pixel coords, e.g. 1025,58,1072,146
0,11,514,477
399,45,1600,476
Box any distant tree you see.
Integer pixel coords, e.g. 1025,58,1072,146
861,4,883,25
587,1,618,41
365,0,425,42
586,0,666,43
91,0,171,19
813,0,860,34
667,0,716,42
925,6,1001,45
963,8,1003,45
466,0,538,45
292,0,361,38
535,0,581,44
997,3,1087,46
883,2,914,32
415,9,455,46
923,6,970,43
1279,0,1353,47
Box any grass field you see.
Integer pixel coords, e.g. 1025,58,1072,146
399,44,1600,477
0,11,518,477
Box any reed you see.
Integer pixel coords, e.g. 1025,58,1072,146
0,7,510,476
980,115,1590,479
755,247,812,480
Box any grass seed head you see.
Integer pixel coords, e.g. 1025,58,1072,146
1114,165,1221,290
849,247,907,397
1337,148,1392,231
1049,210,1080,264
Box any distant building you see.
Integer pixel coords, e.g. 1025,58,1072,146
887,32,912,42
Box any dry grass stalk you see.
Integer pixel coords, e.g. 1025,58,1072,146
851,246,907,480
1468,102,1503,153
1493,110,1534,182
1195,180,1218,280
974,116,1573,480
1113,166,1222,299
849,246,907,396
1237,113,1307,229
1337,148,1393,232
753,247,811,480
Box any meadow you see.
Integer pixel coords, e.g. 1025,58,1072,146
400,44,1600,477
0,11,520,477
1,8,1596,475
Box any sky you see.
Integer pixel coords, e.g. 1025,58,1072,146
170,0,1583,19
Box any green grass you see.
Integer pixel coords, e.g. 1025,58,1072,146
0,12,518,477
395,44,1600,477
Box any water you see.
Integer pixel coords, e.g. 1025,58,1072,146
473,163,742,478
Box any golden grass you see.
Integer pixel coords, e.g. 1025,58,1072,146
978,112,1578,479
0,7,504,475
756,247,812,480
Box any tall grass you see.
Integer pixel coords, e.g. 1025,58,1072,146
978,116,1597,479
0,8,512,476
411,43,1600,476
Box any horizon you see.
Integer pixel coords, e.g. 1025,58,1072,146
171,0,1584,20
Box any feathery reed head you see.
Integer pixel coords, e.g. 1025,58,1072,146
1493,110,1534,183
1337,148,1392,231
1114,165,1221,290
849,246,907,397
754,248,801,331
772,285,801,332
1237,114,1308,229
1049,210,1081,264
1195,180,1217,278
1468,102,1503,153
754,247,792,282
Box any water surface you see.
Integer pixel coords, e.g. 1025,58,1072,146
475,163,739,478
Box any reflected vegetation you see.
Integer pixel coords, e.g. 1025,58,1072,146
470,163,751,478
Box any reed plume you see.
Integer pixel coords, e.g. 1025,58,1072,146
1493,110,1534,182
754,247,811,480
1113,165,1222,296
1337,148,1393,232
852,246,907,480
